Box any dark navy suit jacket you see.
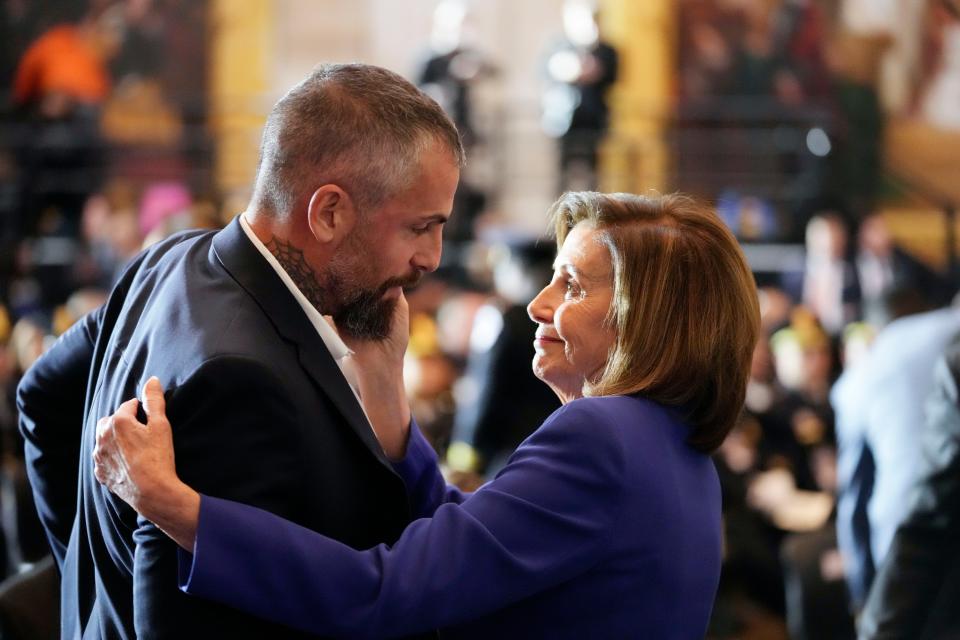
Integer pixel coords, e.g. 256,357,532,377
179,395,722,639
18,218,422,639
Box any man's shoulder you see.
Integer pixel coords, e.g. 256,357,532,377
106,228,296,377
134,228,217,273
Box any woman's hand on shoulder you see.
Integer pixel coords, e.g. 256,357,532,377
93,377,200,550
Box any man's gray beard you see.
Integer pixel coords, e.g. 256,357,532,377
323,228,423,339
326,270,422,340
333,285,397,340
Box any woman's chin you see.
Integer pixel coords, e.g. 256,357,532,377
533,367,583,404
532,353,550,384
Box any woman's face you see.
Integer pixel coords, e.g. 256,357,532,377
527,223,616,403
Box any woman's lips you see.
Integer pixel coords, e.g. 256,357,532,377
534,334,563,344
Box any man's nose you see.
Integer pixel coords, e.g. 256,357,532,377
412,230,443,273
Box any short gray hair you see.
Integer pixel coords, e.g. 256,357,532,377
252,63,464,216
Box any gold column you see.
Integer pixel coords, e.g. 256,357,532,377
598,0,674,194
209,0,274,200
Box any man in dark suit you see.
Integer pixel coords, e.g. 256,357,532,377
17,63,462,638
858,339,960,639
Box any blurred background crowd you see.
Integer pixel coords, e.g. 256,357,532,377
1,0,959,638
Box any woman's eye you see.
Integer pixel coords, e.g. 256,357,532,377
564,280,581,299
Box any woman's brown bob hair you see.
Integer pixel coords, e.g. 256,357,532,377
550,192,760,453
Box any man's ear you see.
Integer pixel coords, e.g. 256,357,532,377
306,184,357,245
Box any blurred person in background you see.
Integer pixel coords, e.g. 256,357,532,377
716,306,846,639
713,333,791,630
416,0,495,244
823,0,894,218
11,2,119,242
137,182,193,244
916,0,960,131
0,291,100,640
17,63,462,639
766,312,851,639
768,310,839,492
75,187,145,291
542,0,618,192
854,212,952,327
401,270,486,456
11,5,116,108
831,291,958,615
447,238,560,478
859,337,960,638
710,285,798,634
93,192,759,638
760,312,848,638
801,211,859,336
416,0,492,151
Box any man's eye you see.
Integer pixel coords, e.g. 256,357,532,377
564,280,581,299
411,225,430,235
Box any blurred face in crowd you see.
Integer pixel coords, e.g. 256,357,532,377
527,222,616,403
802,341,834,391
326,142,460,339
805,215,847,261
858,214,893,257
751,338,775,383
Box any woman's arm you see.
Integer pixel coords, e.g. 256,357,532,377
342,291,470,514
93,285,465,542
392,420,471,518
99,400,626,638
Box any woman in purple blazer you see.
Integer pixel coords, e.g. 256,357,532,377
93,192,760,638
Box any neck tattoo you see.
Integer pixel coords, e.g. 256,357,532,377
265,236,327,312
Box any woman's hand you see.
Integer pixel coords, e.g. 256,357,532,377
340,289,412,460
93,377,200,551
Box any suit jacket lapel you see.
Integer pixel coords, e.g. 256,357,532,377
210,216,393,470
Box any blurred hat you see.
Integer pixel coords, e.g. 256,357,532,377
139,182,192,236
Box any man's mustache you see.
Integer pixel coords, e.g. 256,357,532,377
377,271,422,294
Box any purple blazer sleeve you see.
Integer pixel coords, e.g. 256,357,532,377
178,401,626,638
390,419,469,518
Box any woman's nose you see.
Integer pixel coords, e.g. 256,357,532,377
527,284,555,325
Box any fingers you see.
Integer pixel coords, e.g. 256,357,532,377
395,290,409,320
93,416,114,484
141,376,167,421
115,397,140,419
95,415,112,442
92,402,148,488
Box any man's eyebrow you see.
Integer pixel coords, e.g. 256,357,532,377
419,213,449,224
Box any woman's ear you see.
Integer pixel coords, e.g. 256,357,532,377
306,185,358,246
